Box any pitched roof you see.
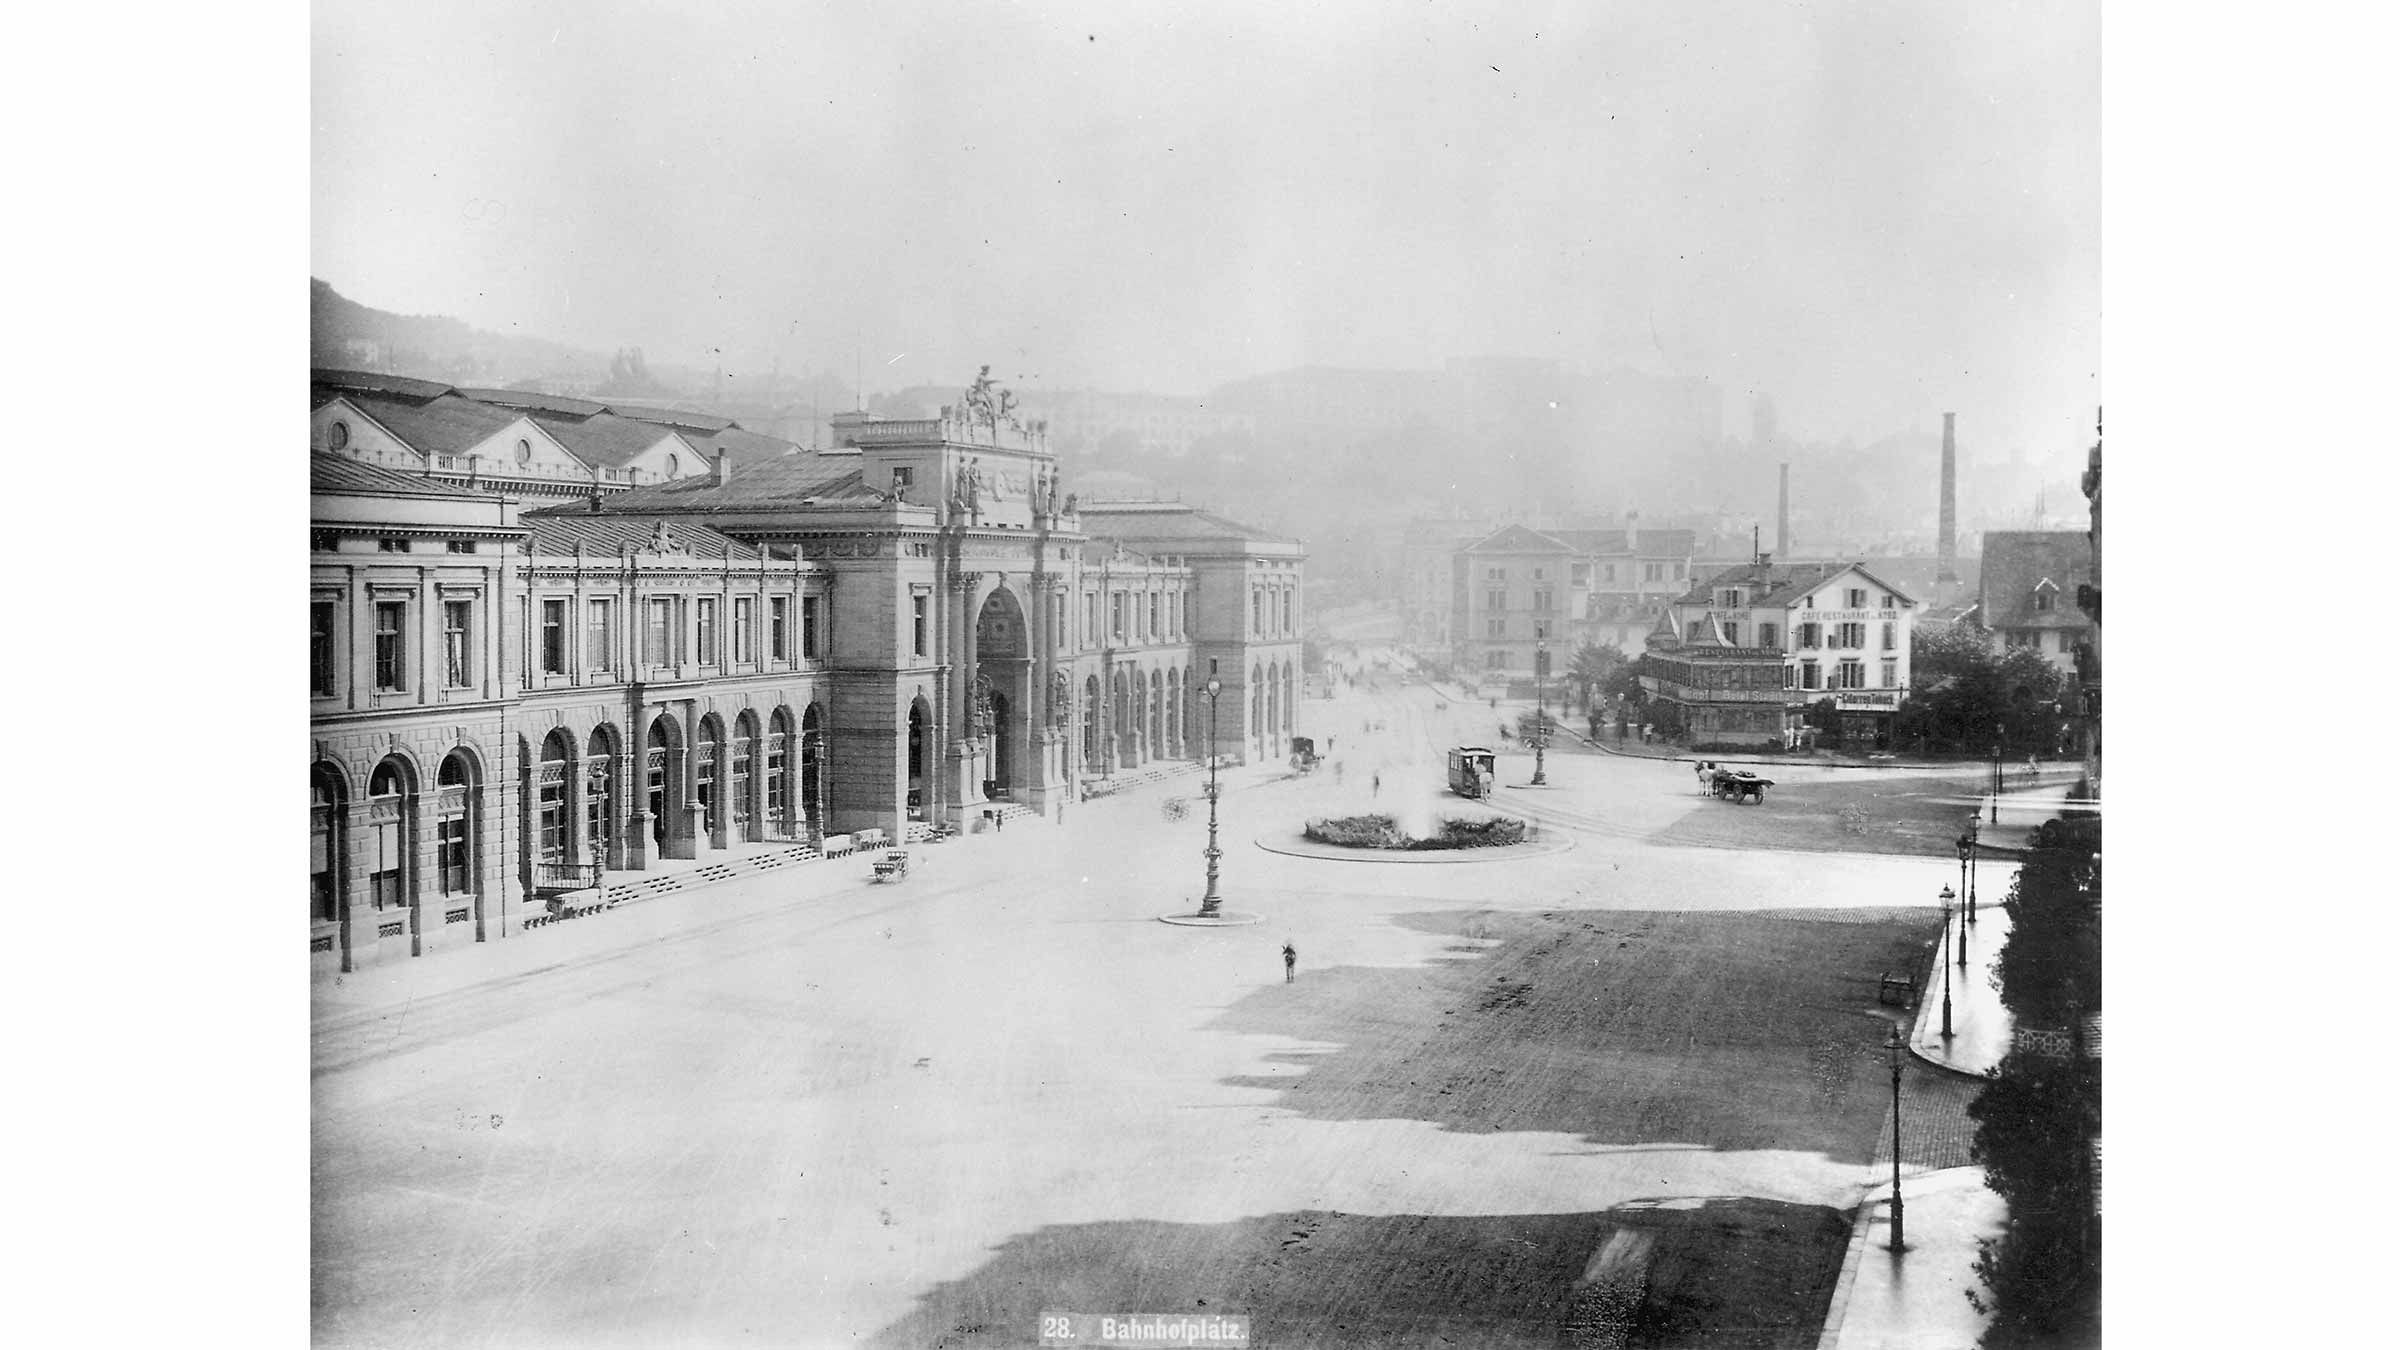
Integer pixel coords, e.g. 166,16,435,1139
312,368,454,402
1978,531,2093,630
537,453,876,514
610,404,738,434
1462,523,1573,555
1677,559,1920,609
326,389,529,458
1545,527,1698,556
523,512,766,560
1077,501,1300,546
310,452,506,501
455,387,617,419
524,410,684,468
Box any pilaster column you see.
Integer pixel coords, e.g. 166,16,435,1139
669,697,701,859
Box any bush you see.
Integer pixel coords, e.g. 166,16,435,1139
1303,813,1527,850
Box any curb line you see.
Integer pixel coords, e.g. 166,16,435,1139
1816,1188,1884,1350
1905,909,2005,1082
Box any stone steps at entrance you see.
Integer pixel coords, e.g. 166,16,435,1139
1079,758,1203,799
587,840,827,908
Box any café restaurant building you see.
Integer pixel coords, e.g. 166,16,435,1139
1642,558,1918,749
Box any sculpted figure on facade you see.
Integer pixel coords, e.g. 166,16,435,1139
1049,668,1071,727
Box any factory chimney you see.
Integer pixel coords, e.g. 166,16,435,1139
1777,462,1790,557
1936,413,1959,585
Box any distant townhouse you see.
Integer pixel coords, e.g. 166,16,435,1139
1971,531,2094,680
1450,522,1697,678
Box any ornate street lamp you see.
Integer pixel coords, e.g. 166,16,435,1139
1532,640,1550,786
1886,1023,1907,1252
1199,678,1224,918
1938,883,1956,1040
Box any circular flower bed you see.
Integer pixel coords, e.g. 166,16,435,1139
1302,812,1528,851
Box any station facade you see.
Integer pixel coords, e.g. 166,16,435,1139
311,391,1303,971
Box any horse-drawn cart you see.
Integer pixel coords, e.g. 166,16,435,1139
871,850,911,882
1708,767,1774,804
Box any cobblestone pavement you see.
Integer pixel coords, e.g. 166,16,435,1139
1873,1064,1984,1173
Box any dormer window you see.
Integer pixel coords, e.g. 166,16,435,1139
2033,579,2059,612
1718,589,1743,609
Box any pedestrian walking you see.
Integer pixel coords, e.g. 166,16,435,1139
1282,942,1297,981
1372,772,1382,797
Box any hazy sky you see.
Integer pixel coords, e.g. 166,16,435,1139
314,0,2097,456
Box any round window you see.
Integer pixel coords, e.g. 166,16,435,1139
515,438,533,466
329,420,351,451
665,453,680,476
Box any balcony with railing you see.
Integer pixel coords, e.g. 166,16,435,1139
532,861,604,896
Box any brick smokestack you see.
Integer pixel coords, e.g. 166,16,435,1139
1777,462,1790,556
1937,413,1959,584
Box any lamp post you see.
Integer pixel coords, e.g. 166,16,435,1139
1938,883,1955,1040
1990,722,2003,825
1532,641,1549,786
1964,816,1981,923
1954,832,1972,970
1886,1024,1906,1252
1199,678,1223,919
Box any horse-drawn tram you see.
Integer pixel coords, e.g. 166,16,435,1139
1447,746,1497,799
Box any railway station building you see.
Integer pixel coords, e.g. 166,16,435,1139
310,386,1303,971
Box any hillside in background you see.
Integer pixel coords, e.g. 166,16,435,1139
310,278,619,391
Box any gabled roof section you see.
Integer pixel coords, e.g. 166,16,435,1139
540,453,876,514
1463,523,1573,555
325,389,528,458
523,513,767,560
1078,501,1301,547
310,452,505,501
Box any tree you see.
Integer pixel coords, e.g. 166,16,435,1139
1566,642,1627,713
1603,661,1646,709
1966,815,2101,1350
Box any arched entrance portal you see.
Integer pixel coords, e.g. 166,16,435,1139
972,587,1030,803
798,704,825,839
645,714,684,858
311,762,350,968
907,697,931,819
586,725,619,868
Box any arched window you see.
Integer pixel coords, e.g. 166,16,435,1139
366,758,411,911
537,733,571,865
766,710,792,835
435,751,476,896
696,720,721,835
586,726,617,862
731,713,756,835
310,765,346,925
